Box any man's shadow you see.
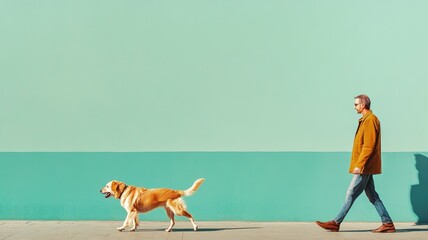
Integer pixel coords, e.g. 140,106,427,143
411,154,428,224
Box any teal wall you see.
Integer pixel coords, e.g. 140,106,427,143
1,152,427,223
1,1,428,222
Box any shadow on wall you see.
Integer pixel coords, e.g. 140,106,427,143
411,154,428,224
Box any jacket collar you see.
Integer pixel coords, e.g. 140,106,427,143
359,110,373,122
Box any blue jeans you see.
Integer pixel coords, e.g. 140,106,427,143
334,174,393,224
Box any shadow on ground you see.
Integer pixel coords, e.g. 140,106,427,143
134,227,261,232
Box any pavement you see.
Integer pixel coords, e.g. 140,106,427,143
1,221,428,240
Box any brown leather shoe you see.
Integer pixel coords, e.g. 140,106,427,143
372,223,396,233
315,220,340,232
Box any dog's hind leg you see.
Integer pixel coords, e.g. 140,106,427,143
181,210,198,231
164,206,175,232
167,198,198,231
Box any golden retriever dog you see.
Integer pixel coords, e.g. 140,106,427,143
100,178,205,232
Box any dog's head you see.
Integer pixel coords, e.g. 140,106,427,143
100,180,127,199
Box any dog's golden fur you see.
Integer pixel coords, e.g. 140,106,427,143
100,178,205,232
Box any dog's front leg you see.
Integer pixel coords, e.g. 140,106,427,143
129,211,139,231
117,220,128,231
117,212,132,231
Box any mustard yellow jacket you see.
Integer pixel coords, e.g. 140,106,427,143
349,110,382,174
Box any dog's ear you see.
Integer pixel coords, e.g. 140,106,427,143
113,181,126,199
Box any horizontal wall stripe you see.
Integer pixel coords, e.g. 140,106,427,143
1,152,426,223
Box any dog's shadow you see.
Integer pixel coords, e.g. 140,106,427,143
134,227,261,232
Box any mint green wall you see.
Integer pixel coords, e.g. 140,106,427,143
0,152,426,223
1,1,428,151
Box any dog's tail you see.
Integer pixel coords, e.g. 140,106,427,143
182,178,205,197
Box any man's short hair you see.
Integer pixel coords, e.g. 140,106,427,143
355,94,371,110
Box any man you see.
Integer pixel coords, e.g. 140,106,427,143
316,94,395,233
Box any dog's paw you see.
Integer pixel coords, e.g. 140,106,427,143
193,225,198,231
165,228,172,232
117,227,125,232
130,228,136,232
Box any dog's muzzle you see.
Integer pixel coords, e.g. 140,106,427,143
100,190,111,198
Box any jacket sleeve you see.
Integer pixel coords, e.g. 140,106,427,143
355,118,379,170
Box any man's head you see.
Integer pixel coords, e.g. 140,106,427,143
354,94,371,114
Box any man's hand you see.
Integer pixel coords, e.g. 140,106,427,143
353,167,361,174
